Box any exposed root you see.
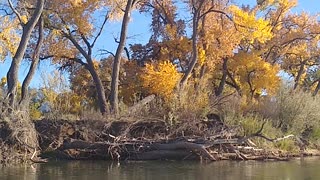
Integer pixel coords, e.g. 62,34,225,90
31,118,319,162
0,106,40,165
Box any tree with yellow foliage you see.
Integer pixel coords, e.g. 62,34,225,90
41,0,121,115
228,51,280,98
140,61,181,100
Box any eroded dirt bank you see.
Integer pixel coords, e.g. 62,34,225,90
1,118,319,165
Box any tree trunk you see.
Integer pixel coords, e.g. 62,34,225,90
110,0,134,115
86,58,109,115
293,62,305,90
312,79,320,96
226,70,242,96
180,10,199,89
19,16,44,106
64,31,109,115
215,58,228,96
6,0,44,108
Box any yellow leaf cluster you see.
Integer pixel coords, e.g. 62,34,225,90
158,37,192,65
105,0,137,21
48,37,78,61
258,0,297,10
0,77,6,87
198,47,206,66
229,51,280,96
229,5,273,43
0,16,20,60
20,15,28,24
58,93,83,114
165,25,178,40
120,61,144,105
140,61,181,100
48,0,102,36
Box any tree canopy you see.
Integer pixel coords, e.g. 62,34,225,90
0,0,319,117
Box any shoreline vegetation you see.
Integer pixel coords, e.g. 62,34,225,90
1,0,320,166
0,116,319,165
1,87,320,165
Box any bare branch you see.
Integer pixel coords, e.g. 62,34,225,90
99,49,115,57
0,7,13,15
80,33,92,56
124,47,130,60
240,120,295,143
7,0,23,24
62,31,90,61
114,36,120,44
91,14,109,48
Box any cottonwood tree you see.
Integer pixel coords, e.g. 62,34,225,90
4,0,45,109
40,0,123,115
180,0,236,88
19,16,44,106
110,0,137,115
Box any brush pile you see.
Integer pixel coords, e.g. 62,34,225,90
35,116,296,162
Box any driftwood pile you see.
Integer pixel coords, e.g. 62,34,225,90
34,117,295,162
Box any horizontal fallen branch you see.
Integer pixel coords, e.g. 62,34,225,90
239,121,294,143
150,141,216,161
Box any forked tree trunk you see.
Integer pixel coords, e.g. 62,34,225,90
20,16,44,106
216,58,228,96
6,0,45,108
64,31,109,115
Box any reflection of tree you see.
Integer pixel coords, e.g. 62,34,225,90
1,158,319,180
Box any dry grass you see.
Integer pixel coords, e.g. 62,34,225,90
257,86,320,134
6,110,38,151
0,99,39,164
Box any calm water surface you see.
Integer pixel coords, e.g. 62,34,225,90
1,157,320,180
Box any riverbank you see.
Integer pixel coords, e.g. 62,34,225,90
1,117,319,165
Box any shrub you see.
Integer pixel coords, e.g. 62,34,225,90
257,85,320,135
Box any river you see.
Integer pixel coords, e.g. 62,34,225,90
1,157,320,180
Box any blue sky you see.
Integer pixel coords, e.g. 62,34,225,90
0,0,319,88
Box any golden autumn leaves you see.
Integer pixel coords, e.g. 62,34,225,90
136,2,281,101
141,61,181,100
0,16,20,61
1,0,318,113
229,5,273,44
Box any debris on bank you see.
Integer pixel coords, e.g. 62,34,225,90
33,118,316,162
1,116,319,165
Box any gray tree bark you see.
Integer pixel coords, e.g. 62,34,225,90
293,61,305,90
179,8,199,89
65,33,109,115
6,0,45,108
19,16,44,106
110,0,135,115
312,79,320,96
215,58,228,96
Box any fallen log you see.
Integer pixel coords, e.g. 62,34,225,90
59,139,115,150
239,120,294,144
128,150,195,160
150,141,216,161
127,95,155,114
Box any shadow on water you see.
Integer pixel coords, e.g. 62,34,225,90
1,157,320,180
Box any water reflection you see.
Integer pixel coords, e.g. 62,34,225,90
1,157,320,180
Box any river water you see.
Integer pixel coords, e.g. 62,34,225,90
1,157,320,180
